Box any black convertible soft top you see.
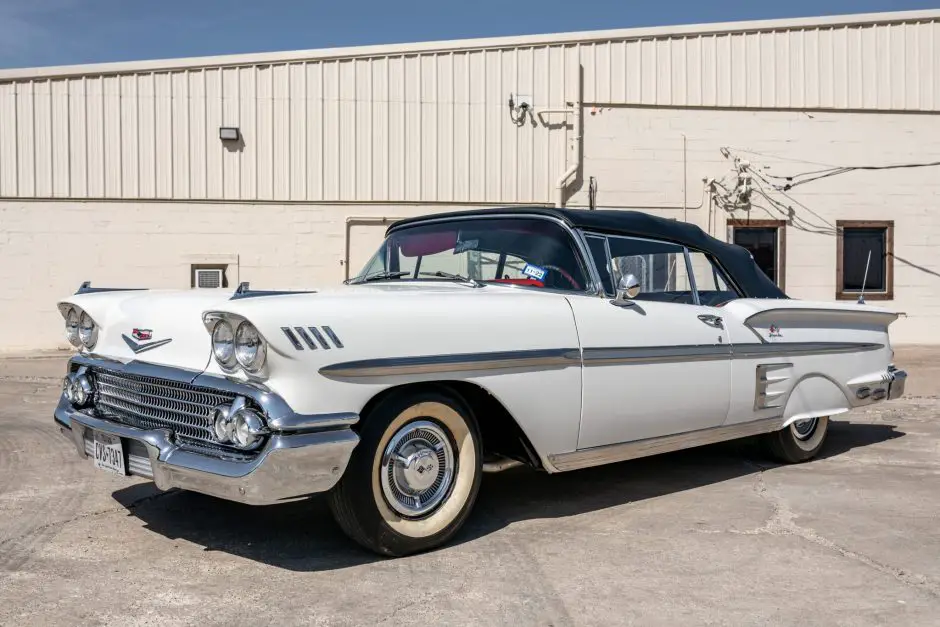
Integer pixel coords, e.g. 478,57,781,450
390,207,788,299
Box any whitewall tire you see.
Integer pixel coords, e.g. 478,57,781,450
765,416,829,463
328,389,482,556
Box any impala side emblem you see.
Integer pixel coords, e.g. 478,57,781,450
768,324,783,339
122,331,173,354
280,326,344,351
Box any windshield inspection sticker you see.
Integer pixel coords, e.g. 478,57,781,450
522,263,547,281
454,239,479,254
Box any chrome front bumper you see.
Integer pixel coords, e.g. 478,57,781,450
54,358,360,506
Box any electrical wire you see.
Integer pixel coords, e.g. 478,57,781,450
722,146,940,192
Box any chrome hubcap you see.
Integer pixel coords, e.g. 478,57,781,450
380,420,455,517
792,418,819,440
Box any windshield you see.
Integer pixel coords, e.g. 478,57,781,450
352,217,589,291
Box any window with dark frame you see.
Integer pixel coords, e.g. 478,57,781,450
728,219,786,290
836,220,894,300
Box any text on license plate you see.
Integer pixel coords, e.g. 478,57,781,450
93,432,126,476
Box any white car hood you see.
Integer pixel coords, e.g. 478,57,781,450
59,289,236,371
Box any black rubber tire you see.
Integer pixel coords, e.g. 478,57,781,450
764,416,829,464
328,389,482,557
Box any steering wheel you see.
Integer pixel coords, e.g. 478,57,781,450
541,265,581,290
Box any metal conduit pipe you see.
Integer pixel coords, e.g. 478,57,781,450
537,66,583,208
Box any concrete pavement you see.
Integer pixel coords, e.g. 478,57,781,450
0,347,938,626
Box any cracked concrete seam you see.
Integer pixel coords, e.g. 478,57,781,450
691,461,940,600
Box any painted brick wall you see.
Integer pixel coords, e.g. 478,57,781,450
572,106,940,344
1,106,937,350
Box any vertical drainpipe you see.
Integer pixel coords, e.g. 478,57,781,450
682,133,688,224
554,99,582,208
537,65,584,208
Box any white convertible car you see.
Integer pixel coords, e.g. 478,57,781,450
54,208,907,555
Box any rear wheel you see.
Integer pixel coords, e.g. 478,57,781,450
328,390,482,556
764,416,829,463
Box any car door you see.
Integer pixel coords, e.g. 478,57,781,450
568,234,734,449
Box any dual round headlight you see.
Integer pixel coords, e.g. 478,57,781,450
211,319,267,373
64,308,97,349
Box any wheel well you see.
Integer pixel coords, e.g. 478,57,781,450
357,381,542,470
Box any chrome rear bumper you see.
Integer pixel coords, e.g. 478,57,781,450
887,365,907,400
55,398,359,506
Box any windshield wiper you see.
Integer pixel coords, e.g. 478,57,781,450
418,271,484,288
346,271,410,285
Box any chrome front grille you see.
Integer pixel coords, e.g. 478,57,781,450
91,368,236,447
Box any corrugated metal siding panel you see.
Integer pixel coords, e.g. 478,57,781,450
0,17,937,201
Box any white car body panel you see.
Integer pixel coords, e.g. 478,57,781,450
60,284,901,474
567,296,732,449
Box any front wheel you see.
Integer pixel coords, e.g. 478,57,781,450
328,390,482,556
764,416,829,463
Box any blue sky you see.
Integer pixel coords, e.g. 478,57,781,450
0,0,935,69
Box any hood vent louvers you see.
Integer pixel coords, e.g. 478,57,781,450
281,326,343,351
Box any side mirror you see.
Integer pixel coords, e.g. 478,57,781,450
614,274,641,303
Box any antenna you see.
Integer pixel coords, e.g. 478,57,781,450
857,249,872,305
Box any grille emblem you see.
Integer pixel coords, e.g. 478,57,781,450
132,328,152,340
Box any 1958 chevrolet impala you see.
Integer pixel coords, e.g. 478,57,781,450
54,208,907,555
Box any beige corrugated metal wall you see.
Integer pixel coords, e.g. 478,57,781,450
1,13,938,204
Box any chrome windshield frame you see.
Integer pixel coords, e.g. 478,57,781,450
354,213,606,296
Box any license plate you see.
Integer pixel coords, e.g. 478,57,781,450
93,432,126,476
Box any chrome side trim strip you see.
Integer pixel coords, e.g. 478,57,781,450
583,344,732,365
319,348,581,378
731,341,883,358
267,412,360,432
549,416,784,472
318,341,883,377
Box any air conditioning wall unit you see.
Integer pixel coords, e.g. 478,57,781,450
194,267,224,289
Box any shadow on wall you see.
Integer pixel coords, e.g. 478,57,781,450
222,137,245,154
111,420,903,572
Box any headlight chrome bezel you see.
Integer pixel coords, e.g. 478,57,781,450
65,308,81,347
78,310,98,349
234,321,267,373
211,319,238,371
205,313,268,376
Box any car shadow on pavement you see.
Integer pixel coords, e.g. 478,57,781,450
111,420,903,571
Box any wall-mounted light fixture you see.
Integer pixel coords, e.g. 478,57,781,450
219,127,240,141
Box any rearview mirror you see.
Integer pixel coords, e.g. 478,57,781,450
615,274,640,302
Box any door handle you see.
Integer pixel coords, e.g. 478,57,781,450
697,314,724,329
